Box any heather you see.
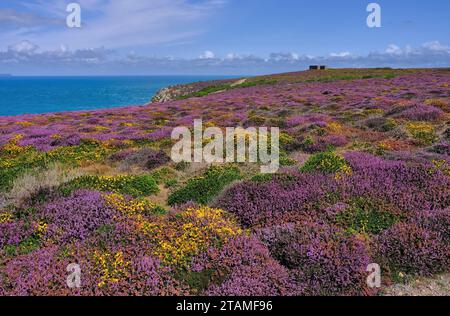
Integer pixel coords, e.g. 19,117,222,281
191,236,297,296
256,222,373,296
376,222,448,276
0,68,449,296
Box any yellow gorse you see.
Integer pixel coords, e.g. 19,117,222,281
0,212,14,224
104,193,159,216
139,206,242,267
93,251,131,288
327,122,343,133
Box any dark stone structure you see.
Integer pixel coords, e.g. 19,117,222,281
309,65,327,70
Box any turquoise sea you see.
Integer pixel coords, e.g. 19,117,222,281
0,76,233,117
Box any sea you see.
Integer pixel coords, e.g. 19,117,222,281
0,76,234,117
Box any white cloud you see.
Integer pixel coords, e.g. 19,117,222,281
8,40,40,54
269,52,300,62
225,53,239,60
386,44,402,55
199,50,216,59
422,41,450,52
330,52,351,58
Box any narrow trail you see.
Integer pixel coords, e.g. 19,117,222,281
382,273,450,296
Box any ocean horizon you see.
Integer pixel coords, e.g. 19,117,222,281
0,75,236,117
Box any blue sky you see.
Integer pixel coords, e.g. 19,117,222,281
0,0,449,75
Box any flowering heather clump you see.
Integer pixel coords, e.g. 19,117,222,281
397,105,445,122
424,98,450,112
38,190,116,244
343,152,449,212
0,218,37,249
117,254,189,296
215,172,333,228
257,222,373,296
410,208,450,242
146,150,170,170
108,148,137,162
218,152,449,229
0,243,187,296
191,236,297,296
0,246,74,296
376,222,449,276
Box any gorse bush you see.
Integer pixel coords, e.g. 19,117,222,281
103,193,166,216
140,206,242,268
168,165,241,206
300,151,350,174
406,122,437,145
59,174,159,197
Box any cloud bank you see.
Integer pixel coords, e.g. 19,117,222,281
1,41,449,75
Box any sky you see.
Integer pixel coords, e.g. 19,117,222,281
0,0,449,75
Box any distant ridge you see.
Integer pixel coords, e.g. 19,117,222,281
0,74,12,77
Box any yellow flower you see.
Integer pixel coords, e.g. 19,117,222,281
335,164,353,180
0,212,13,224
93,251,130,288
15,121,34,127
327,122,343,133
104,193,160,216
36,221,48,235
120,122,137,127
140,206,242,267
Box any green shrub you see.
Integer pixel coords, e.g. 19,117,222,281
300,151,349,174
234,79,277,88
59,175,159,197
168,165,241,205
164,178,178,188
251,173,296,184
179,84,230,99
151,167,177,184
280,151,296,166
251,173,275,183
336,198,401,235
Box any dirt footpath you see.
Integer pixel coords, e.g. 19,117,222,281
382,273,450,296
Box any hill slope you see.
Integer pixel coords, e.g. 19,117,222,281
0,68,449,296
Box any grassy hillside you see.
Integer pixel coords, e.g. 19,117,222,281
0,68,449,296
